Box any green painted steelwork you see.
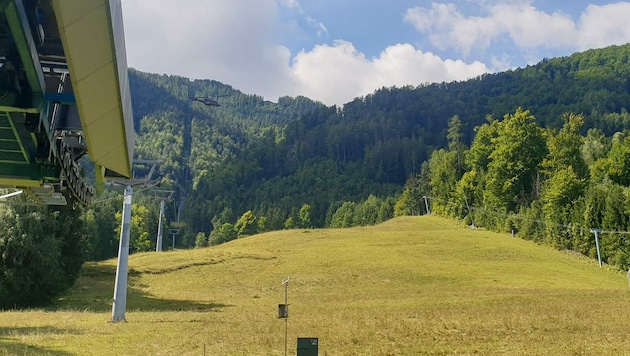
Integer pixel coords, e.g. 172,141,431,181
0,0,134,205
0,162,59,181
0,112,30,163
1,0,45,109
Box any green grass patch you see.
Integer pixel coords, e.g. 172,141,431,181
1,216,630,355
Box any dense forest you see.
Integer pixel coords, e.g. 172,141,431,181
122,44,630,247
4,43,630,306
396,108,630,270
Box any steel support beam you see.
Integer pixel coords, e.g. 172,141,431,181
156,199,165,252
111,185,132,322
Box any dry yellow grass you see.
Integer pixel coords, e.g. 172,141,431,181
1,216,629,355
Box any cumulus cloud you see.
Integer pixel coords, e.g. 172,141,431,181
577,2,630,50
404,2,630,55
122,0,279,75
288,41,489,105
122,0,299,100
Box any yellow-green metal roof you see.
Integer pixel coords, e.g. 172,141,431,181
51,0,134,178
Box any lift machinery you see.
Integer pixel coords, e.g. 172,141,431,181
0,0,134,205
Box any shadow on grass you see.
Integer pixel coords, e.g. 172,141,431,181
51,264,228,313
0,327,75,355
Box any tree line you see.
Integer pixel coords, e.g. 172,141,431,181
396,109,630,270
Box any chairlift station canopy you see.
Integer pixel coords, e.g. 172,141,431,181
0,0,134,204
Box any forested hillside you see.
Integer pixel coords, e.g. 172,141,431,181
3,43,630,307
124,44,630,245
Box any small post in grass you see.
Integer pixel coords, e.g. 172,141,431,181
278,276,290,356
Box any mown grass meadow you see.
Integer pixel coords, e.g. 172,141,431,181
1,216,629,355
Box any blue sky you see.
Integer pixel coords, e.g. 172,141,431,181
121,0,630,106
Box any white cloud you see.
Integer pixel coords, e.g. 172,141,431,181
491,4,576,49
404,2,630,55
288,42,489,105
122,0,298,100
577,2,630,50
289,41,369,104
404,3,498,55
